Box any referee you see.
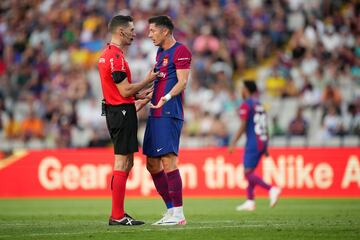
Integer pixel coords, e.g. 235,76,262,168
98,15,158,226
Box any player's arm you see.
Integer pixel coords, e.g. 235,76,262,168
150,69,189,109
228,103,249,153
115,70,159,98
228,120,247,154
151,46,191,109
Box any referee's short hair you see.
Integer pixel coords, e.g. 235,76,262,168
148,15,174,33
243,80,258,94
108,15,133,33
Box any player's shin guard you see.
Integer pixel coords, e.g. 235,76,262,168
167,169,183,207
151,170,173,209
111,170,128,220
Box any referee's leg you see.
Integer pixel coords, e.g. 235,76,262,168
109,153,145,225
110,154,132,220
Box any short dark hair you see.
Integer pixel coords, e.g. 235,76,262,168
108,15,133,33
148,15,174,32
243,80,258,94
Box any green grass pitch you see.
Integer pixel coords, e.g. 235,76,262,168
0,198,359,240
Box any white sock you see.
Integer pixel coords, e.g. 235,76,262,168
167,208,174,215
173,206,184,218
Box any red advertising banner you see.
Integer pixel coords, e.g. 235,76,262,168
0,147,359,197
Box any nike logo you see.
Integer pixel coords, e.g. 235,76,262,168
156,148,163,152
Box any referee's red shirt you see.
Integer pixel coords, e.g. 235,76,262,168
98,44,134,105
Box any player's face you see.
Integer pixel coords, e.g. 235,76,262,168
148,23,166,46
119,22,136,46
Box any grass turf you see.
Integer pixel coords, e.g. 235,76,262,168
0,198,359,240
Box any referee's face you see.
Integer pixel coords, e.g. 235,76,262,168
148,23,166,47
119,22,136,46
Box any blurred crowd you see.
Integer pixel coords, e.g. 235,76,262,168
0,0,359,152
256,0,360,143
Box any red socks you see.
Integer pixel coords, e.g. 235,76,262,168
111,170,128,220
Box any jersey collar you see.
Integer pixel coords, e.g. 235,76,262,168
107,43,124,53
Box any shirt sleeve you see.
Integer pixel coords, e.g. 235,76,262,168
174,45,192,69
110,53,126,73
239,102,250,121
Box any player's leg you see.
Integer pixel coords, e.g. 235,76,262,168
241,151,280,209
245,168,281,207
236,167,256,211
146,156,174,218
159,153,186,225
143,117,174,224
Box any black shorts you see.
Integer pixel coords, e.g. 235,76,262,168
105,103,138,155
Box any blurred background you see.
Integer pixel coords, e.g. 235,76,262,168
0,0,359,156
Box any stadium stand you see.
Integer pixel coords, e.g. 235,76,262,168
0,0,359,152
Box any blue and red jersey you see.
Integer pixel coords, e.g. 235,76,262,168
239,97,269,153
150,42,192,120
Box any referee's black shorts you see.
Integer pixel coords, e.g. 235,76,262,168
105,103,138,155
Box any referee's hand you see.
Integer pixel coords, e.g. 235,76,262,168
135,99,150,112
136,87,153,100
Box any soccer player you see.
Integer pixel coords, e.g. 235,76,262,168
143,15,192,225
98,15,159,226
228,80,281,211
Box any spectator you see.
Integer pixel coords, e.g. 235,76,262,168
0,0,358,149
211,114,230,146
270,116,286,137
20,110,44,141
4,112,21,140
321,84,342,115
288,107,308,136
321,105,345,139
347,97,360,136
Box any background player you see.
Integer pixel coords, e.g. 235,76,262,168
98,15,159,225
228,80,281,211
143,15,192,225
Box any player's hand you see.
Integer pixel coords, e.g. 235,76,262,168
264,148,269,157
150,96,167,109
228,144,235,154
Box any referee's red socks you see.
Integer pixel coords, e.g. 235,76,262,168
111,170,128,220
167,169,183,207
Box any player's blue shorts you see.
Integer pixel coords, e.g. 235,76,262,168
243,150,264,169
143,117,183,157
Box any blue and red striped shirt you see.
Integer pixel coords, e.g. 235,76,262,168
150,42,192,120
239,97,269,153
